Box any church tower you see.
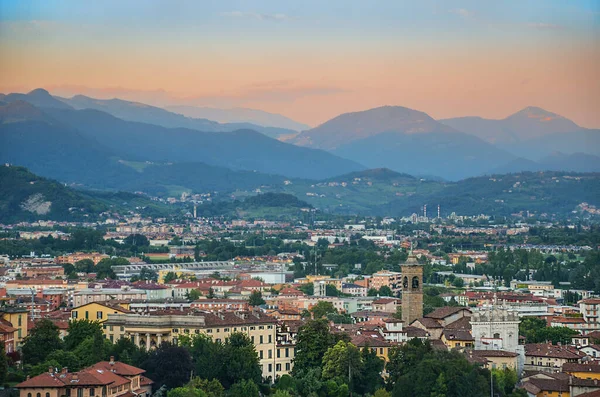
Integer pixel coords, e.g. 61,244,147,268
401,253,423,325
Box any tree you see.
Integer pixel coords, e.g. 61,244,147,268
73,333,112,368
166,387,207,397
206,287,216,299
326,284,340,297
310,301,337,319
184,335,224,383
74,259,94,273
272,391,292,397
95,258,120,279
22,319,62,365
248,290,265,306
373,389,391,397
220,333,261,388
64,319,105,350
163,271,178,283
321,341,363,393
452,278,465,288
367,288,379,297
187,289,201,301
293,319,335,374
143,343,193,389
519,317,578,344
0,344,7,385
124,234,150,247
139,267,158,282
392,306,402,320
188,378,224,397
228,379,259,397
356,346,384,395
379,286,393,297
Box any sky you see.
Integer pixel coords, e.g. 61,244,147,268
0,0,599,128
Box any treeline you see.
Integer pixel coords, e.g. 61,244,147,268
451,247,600,291
0,229,167,257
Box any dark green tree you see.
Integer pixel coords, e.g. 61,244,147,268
293,319,335,374
64,319,105,350
310,301,337,319
228,379,259,397
378,286,393,296
22,319,62,365
248,291,266,306
0,344,7,385
220,333,261,388
143,342,194,389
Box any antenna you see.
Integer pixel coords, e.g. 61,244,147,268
438,204,440,219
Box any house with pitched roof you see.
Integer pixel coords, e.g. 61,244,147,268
16,357,152,397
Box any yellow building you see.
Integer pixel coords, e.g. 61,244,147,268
1,307,29,346
441,329,474,349
102,310,288,380
465,350,519,370
563,363,600,380
351,334,392,362
71,302,131,323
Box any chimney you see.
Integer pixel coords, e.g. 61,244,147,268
62,367,68,374
49,367,54,374
109,356,115,365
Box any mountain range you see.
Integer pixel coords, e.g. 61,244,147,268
1,88,599,201
166,105,310,132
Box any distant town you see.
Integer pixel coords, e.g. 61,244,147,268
0,208,599,396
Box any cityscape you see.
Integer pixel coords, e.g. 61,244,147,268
1,1,600,397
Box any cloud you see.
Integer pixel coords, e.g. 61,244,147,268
449,9,475,19
526,22,563,30
220,11,291,22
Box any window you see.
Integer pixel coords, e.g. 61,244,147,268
260,336,264,344
259,350,263,359
251,336,255,343
120,326,124,332
27,393,31,397
109,326,113,331
277,349,281,358
285,348,289,358
85,311,89,319
46,393,50,397
37,393,41,397
90,389,95,397
380,348,384,354
224,328,229,332
66,390,71,397
285,363,290,370
268,325,273,329
493,333,500,339
268,335,272,343
268,364,272,373
276,364,281,371
207,329,212,333
97,311,103,320
110,335,114,342
259,326,264,330
72,311,78,319
268,349,272,359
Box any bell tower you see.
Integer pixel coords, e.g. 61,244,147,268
401,253,423,325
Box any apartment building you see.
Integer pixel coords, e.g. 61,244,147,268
102,309,289,380
370,270,402,294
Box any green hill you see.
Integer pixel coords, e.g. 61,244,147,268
0,166,170,223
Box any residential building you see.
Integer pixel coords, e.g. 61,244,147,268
71,302,130,324
16,358,153,397
102,310,284,380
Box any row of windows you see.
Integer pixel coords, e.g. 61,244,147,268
265,363,291,373
173,326,273,334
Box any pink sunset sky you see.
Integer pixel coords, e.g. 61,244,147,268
1,0,599,128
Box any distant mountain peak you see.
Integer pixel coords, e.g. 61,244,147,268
28,88,51,96
508,106,567,123
292,105,457,150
